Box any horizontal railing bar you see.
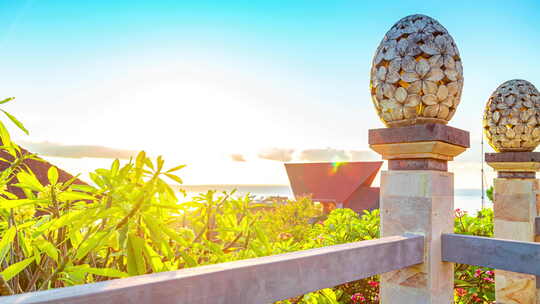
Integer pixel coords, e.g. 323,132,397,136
0,234,423,304
442,233,540,275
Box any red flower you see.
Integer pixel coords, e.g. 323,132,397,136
368,280,379,288
455,208,467,218
486,270,494,277
483,277,494,283
455,288,467,297
351,293,366,303
471,293,482,303
474,268,483,277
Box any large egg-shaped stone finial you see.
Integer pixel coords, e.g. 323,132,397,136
483,79,540,152
370,14,463,127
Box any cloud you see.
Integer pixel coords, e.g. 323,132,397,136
255,147,380,162
20,141,138,159
347,150,379,161
299,148,349,162
257,148,294,162
230,153,246,162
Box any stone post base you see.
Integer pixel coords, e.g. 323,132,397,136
486,152,540,304
379,170,454,304
370,124,469,303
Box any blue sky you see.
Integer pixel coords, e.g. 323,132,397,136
0,0,539,187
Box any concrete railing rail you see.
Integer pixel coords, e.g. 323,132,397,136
442,234,540,276
0,234,424,304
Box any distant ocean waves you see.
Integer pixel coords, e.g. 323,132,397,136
181,185,293,199
179,185,490,214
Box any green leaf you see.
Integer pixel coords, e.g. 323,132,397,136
135,151,146,169
178,251,197,268
48,166,59,185
85,267,128,278
15,171,44,192
58,174,82,191
49,210,84,231
143,243,164,272
0,257,34,281
89,172,105,189
127,233,146,275
0,198,46,210
454,279,474,287
254,226,270,252
1,110,28,135
70,184,97,193
68,230,83,249
111,159,120,175
152,203,183,210
166,164,186,173
58,191,96,201
0,227,16,263
143,215,164,244
0,97,14,105
75,231,108,260
204,240,224,257
156,155,164,172
161,225,190,246
0,121,11,147
37,240,59,263
144,158,154,171
164,173,183,184
18,231,33,257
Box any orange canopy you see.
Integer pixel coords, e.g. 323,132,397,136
285,161,383,212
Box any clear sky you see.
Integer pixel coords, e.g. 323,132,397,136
1,0,539,188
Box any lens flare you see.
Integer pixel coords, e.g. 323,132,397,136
330,161,345,175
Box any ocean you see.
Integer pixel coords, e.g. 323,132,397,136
180,185,491,215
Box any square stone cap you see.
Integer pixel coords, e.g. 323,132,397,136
368,123,470,148
485,152,540,172
485,152,540,163
370,141,466,161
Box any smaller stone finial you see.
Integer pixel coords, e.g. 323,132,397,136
483,79,540,152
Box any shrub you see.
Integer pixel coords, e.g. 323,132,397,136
454,208,494,303
0,97,496,303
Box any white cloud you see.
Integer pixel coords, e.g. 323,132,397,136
20,141,137,159
230,153,247,162
257,148,295,162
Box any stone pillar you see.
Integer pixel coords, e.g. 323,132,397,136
486,152,540,304
370,124,469,304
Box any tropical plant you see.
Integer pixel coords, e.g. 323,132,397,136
453,208,494,303
0,151,188,292
486,186,493,203
0,97,496,303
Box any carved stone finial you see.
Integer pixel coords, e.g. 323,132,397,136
483,79,540,152
370,14,463,127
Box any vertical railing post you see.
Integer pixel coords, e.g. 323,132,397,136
486,152,540,304
370,124,469,304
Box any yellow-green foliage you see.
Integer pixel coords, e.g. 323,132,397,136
0,151,190,292
259,197,323,244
